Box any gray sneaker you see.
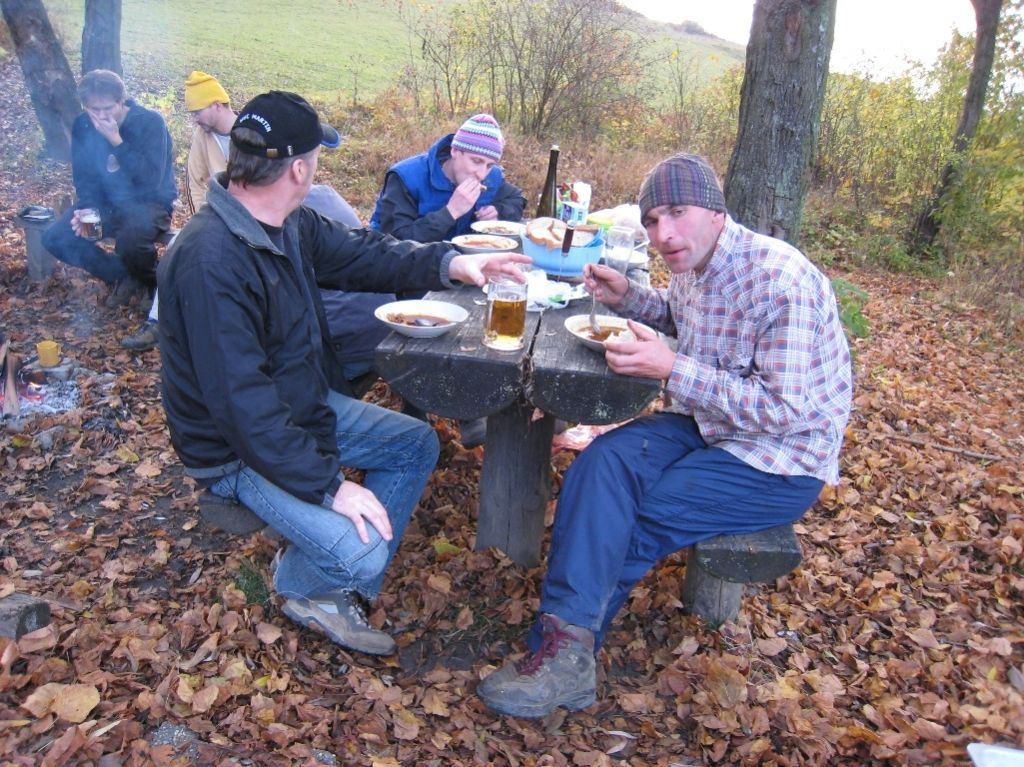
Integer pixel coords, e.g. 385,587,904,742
477,614,596,718
281,589,396,656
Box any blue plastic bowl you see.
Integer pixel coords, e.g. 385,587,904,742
522,233,603,277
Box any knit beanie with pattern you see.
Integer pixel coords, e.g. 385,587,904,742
451,113,504,161
637,153,727,218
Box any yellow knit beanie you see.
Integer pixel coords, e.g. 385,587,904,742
184,71,229,111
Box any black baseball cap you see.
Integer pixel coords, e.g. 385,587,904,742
231,91,341,159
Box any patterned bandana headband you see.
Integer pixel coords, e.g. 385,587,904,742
637,153,727,218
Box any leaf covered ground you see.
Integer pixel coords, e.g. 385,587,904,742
1,60,1023,767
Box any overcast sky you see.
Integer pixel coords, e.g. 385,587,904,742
619,0,976,76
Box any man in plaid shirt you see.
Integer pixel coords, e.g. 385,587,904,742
478,153,853,719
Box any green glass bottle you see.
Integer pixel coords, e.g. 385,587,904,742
535,145,560,219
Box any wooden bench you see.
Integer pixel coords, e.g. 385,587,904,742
681,523,802,625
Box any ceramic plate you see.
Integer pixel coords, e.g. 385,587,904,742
374,299,468,338
470,220,526,238
564,314,650,352
451,234,518,254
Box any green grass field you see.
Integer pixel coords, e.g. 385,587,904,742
39,0,744,102
21,0,746,213
43,0,429,100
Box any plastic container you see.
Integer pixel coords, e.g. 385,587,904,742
968,743,1024,767
522,233,604,277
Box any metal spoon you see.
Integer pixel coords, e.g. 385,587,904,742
588,290,601,335
587,246,602,335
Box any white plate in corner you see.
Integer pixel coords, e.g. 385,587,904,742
968,744,1024,767
374,299,468,338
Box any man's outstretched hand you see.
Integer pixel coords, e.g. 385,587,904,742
449,251,532,287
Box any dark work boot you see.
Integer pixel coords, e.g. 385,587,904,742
121,320,158,351
458,417,487,449
105,275,146,308
477,614,596,718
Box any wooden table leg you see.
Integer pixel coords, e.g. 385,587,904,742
476,397,556,567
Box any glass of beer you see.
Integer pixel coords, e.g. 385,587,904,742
483,276,528,351
79,209,102,241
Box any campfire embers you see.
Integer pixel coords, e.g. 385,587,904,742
0,333,81,418
18,380,80,416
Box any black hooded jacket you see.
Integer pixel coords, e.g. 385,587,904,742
158,175,458,503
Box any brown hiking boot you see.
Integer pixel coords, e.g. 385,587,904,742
477,614,596,718
121,320,158,351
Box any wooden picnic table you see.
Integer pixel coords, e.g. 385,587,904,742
375,287,662,567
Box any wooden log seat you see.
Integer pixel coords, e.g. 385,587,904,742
0,592,52,639
681,523,802,625
14,209,57,281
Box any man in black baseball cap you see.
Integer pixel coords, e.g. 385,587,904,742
231,90,340,158
158,90,529,658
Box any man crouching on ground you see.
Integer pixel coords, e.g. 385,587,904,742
158,91,529,656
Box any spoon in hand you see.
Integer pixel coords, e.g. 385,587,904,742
588,280,601,335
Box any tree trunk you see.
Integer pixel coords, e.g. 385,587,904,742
908,0,1004,253
724,0,836,246
0,0,80,163
81,0,122,75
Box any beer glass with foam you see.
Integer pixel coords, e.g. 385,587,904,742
79,209,102,241
483,276,528,351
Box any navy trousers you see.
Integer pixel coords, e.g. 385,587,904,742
42,202,170,287
528,413,824,650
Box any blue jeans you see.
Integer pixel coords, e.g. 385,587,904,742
529,413,824,650
209,390,439,600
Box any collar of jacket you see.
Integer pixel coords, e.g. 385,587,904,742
426,134,456,192
206,172,297,255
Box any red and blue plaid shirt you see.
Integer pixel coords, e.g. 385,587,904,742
619,216,852,484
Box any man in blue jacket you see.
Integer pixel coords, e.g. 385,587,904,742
369,113,525,242
369,114,526,445
159,91,529,657
43,70,176,307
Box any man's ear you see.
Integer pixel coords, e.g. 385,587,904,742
290,157,310,183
